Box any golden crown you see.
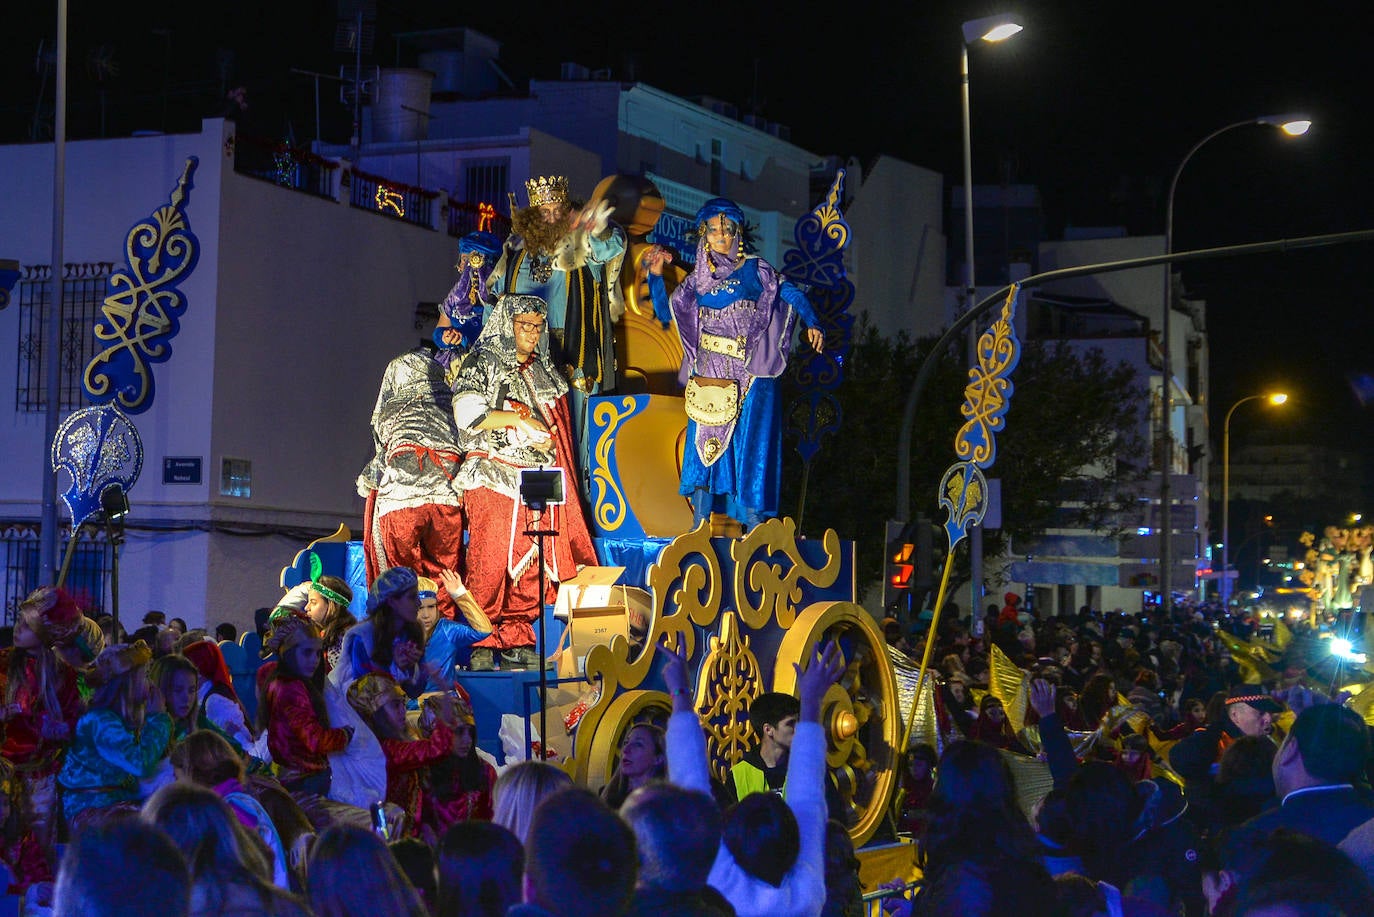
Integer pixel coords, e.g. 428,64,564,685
525,175,569,208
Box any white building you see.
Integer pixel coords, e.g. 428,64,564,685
0,118,456,630
341,29,948,341
994,232,1212,613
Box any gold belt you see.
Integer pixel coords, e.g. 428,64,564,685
699,332,748,360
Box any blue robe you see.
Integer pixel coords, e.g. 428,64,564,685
650,259,818,524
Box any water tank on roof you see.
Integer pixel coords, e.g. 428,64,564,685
419,49,463,93
373,68,433,143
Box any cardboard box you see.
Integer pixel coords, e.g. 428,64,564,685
569,605,631,659
553,567,654,674
554,566,627,621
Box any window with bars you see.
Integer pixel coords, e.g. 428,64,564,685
15,263,111,413
220,457,253,498
0,523,108,625
463,158,510,211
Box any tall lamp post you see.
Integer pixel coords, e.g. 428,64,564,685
1221,392,1287,608
960,13,1023,617
1159,114,1310,614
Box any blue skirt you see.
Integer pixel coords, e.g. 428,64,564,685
679,376,782,523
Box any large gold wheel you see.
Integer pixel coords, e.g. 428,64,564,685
582,688,672,792
773,601,901,847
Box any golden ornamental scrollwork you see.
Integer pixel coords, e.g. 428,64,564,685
564,523,719,785
773,601,902,848
953,287,1021,467
697,611,763,785
83,157,201,414
811,171,850,249
647,521,723,631
590,397,635,532
732,517,842,630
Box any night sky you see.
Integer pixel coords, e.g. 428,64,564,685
6,2,1373,486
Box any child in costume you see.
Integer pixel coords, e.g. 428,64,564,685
0,587,84,854
0,756,54,898
346,674,452,835
257,597,390,813
258,610,355,797
48,602,105,702
143,652,202,797
332,567,427,697
416,573,491,695
183,638,260,761
420,690,495,839
149,652,200,742
57,640,173,832
302,574,357,675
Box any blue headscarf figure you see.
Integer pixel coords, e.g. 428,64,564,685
436,232,503,374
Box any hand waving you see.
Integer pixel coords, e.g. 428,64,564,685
1029,679,1057,718
656,634,694,712
439,568,467,598
796,640,845,720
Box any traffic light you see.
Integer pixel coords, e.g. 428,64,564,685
883,520,917,612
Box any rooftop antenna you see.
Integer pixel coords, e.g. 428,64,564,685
88,43,119,137
334,0,377,165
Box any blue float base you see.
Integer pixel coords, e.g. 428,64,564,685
454,612,567,764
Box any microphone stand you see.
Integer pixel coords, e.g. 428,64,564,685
522,498,557,759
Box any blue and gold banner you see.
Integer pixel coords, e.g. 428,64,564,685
83,157,201,413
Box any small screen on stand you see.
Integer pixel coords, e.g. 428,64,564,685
519,468,564,508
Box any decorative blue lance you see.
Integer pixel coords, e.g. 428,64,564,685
82,156,201,413
51,404,144,530
900,284,1022,753
0,258,19,310
781,170,855,465
938,285,1023,551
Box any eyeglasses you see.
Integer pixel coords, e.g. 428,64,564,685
513,319,545,333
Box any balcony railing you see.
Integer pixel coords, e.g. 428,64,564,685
229,131,532,242
346,168,438,230
447,199,511,240
231,134,337,200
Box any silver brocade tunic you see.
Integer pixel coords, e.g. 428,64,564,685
450,295,571,500
356,350,464,513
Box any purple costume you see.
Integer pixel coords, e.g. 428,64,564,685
649,198,819,527
434,231,500,381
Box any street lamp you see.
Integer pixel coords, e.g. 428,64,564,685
1159,114,1310,615
960,13,1023,617
1221,392,1288,607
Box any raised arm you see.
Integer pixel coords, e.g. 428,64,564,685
660,636,713,795
441,568,493,634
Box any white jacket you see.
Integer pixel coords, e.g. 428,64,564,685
666,711,826,917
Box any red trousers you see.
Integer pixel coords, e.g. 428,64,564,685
365,497,466,621
463,485,595,650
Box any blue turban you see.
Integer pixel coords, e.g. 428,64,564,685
694,198,745,227
367,566,419,612
459,231,502,257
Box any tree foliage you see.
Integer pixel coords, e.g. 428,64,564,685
782,318,1148,599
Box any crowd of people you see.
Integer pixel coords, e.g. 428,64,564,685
0,571,865,917
883,596,1374,916
7,168,1371,914
4,568,1374,916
